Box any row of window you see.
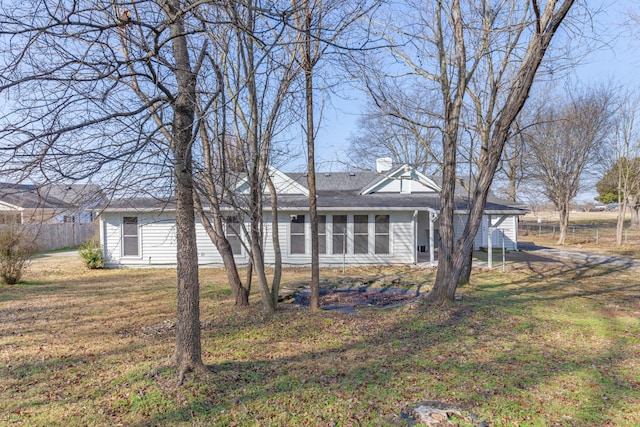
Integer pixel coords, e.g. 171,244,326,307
120,214,391,257
290,214,390,255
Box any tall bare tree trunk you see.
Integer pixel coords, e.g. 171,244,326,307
165,0,206,381
616,202,626,246
426,0,467,303
630,195,640,230
266,174,282,308
300,0,320,312
428,0,575,304
557,201,569,244
196,202,250,306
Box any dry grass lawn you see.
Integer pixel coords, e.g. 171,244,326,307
1,250,639,426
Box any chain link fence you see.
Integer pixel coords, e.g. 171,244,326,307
519,221,640,246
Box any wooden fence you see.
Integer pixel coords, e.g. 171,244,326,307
0,223,98,252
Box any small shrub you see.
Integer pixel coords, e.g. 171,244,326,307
79,240,104,269
0,227,39,285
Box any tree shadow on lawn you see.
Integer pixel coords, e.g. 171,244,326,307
127,295,638,427
474,251,640,308
12,252,637,425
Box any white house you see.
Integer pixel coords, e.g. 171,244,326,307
96,164,526,268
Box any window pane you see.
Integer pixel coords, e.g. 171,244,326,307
354,235,368,254
291,215,305,233
290,215,305,254
123,216,138,236
123,217,139,256
375,235,389,254
353,215,368,254
225,216,242,255
291,235,305,254
375,215,389,233
318,215,326,254
333,215,347,233
332,215,347,254
228,235,242,255
375,215,389,254
318,235,326,254
123,237,138,256
318,215,326,234
333,234,345,255
354,215,367,233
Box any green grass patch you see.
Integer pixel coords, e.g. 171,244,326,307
1,253,639,426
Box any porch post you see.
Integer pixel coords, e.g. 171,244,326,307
429,211,435,267
487,214,493,269
413,210,418,264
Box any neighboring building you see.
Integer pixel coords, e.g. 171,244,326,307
96,163,526,268
0,182,103,224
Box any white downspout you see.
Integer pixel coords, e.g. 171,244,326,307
100,216,107,261
487,215,493,269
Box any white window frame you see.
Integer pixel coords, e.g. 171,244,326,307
318,215,327,255
224,215,243,255
290,214,306,255
375,214,390,254
122,216,140,257
332,214,348,255
353,214,369,254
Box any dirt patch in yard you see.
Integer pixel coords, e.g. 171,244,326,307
295,287,421,311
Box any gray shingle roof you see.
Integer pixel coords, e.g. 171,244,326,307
98,170,526,215
287,171,381,192
0,182,103,210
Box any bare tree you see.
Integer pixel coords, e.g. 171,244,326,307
353,0,578,302
596,95,640,238
348,92,442,173
528,86,613,244
290,0,376,311
0,0,232,380
195,1,300,315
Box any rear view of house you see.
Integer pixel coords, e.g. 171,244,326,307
97,164,525,268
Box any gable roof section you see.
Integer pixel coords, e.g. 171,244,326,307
359,164,441,195
234,167,309,196
287,171,379,193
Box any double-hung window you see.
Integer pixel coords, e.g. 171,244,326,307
375,215,390,254
332,215,347,255
122,216,139,257
354,215,369,254
318,215,326,254
290,214,305,254
225,216,242,255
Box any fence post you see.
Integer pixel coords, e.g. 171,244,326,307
595,226,599,244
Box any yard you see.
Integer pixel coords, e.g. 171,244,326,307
1,247,639,426
520,211,640,251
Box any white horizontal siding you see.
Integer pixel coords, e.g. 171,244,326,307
476,215,518,251
101,209,519,268
102,212,179,266
456,214,519,251
140,216,178,265
102,215,122,265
